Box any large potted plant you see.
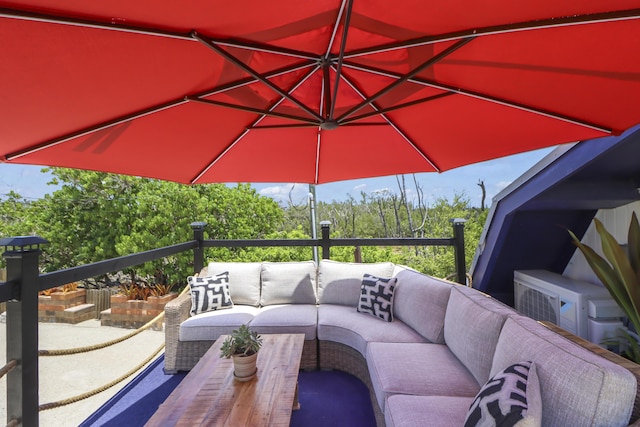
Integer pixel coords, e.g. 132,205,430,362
569,212,640,363
220,324,263,381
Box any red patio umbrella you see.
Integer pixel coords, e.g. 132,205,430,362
1,1,640,184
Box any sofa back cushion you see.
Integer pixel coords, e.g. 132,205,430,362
393,270,454,344
492,316,636,427
206,262,261,307
444,286,514,385
260,261,317,306
318,260,394,306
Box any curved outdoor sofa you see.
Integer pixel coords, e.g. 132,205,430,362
164,260,638,427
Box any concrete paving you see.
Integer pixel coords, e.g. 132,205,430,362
0,318,164,426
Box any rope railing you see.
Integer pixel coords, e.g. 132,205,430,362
7,418,20,427
0,359,17,379
39,343,165,411
39,285,188,356
35,285,190,411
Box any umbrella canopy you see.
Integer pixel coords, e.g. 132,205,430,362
1,1,640,184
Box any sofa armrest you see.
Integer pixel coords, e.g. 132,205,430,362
165,290,191,334
164,290,192,373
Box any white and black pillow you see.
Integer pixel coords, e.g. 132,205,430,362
464,361,542,427
188,272,233,316
357,274,397,322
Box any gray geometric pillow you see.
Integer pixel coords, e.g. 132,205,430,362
357,274,397,322
464,361,542,427
188,272,233,316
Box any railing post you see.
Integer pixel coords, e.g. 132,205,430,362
320,221,331,260
191,222,207,274
1,236,48,427
451,219,467,285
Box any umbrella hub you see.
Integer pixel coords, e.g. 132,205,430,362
320,120,339,131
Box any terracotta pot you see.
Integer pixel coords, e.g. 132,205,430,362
232,352,258,381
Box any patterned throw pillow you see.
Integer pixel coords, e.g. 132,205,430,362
188,272,233,316
357,274,397,322
464,361,542,427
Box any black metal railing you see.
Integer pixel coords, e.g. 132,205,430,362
0,219,465,426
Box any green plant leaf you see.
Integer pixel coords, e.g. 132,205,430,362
629,212,640,277
569,230,637,327
595,219,640,330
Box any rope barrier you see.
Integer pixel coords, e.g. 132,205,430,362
35,284,190,410
38,310,164,356
0,359,17,379
7,418,20,427
39,284,189,356
39,342,165,411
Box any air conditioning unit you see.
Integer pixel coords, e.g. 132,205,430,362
514,270,614,340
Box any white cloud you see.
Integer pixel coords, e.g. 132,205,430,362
258,183,308,205
353,184,366,191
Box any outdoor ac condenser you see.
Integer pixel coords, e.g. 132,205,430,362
514,270,614,341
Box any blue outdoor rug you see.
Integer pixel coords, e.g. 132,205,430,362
80,355,376,426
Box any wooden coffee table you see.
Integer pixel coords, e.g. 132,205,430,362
146,333,305,426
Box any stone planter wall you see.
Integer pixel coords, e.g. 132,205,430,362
101,293,177,331
38,289,95,324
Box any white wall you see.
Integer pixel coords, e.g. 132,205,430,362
563,201,640,285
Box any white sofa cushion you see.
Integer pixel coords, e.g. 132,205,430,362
317,304,426,356
444,286,514,385
492,316,636,427
385,395,473,427
393,270,454,343
179,305,259,341
260,261,317,305
318,260,394,305
207,262,261,307
249,304,317,340
367,342,480,412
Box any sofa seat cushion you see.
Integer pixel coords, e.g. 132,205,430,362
444,286,516,386
492,316,636,427
385,395,474,427
260,261,317,305
179,305,260,341
206,262,262,306
318,260,394,305
317,304,426,356
393,270,454,344
248,304,317,340
367,342,480,412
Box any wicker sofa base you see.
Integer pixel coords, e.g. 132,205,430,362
166,338,318,373
319,340,385,427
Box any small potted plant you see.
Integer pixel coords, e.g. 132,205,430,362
220,324,263,381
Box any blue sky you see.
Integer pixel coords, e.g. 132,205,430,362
0,146,555,208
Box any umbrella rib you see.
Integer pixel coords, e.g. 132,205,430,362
342,61,613,134
190,65,320,184
192,31,322,121
194,61,316,98
344,8,640,58
0,7,192,41
329,0,354,121
336,68,441,172
336,37,473,122
341,93,455,125
325,0,348,58
4,99,188,161
208,38,318,61
187,98,318,124
252,123,320,129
